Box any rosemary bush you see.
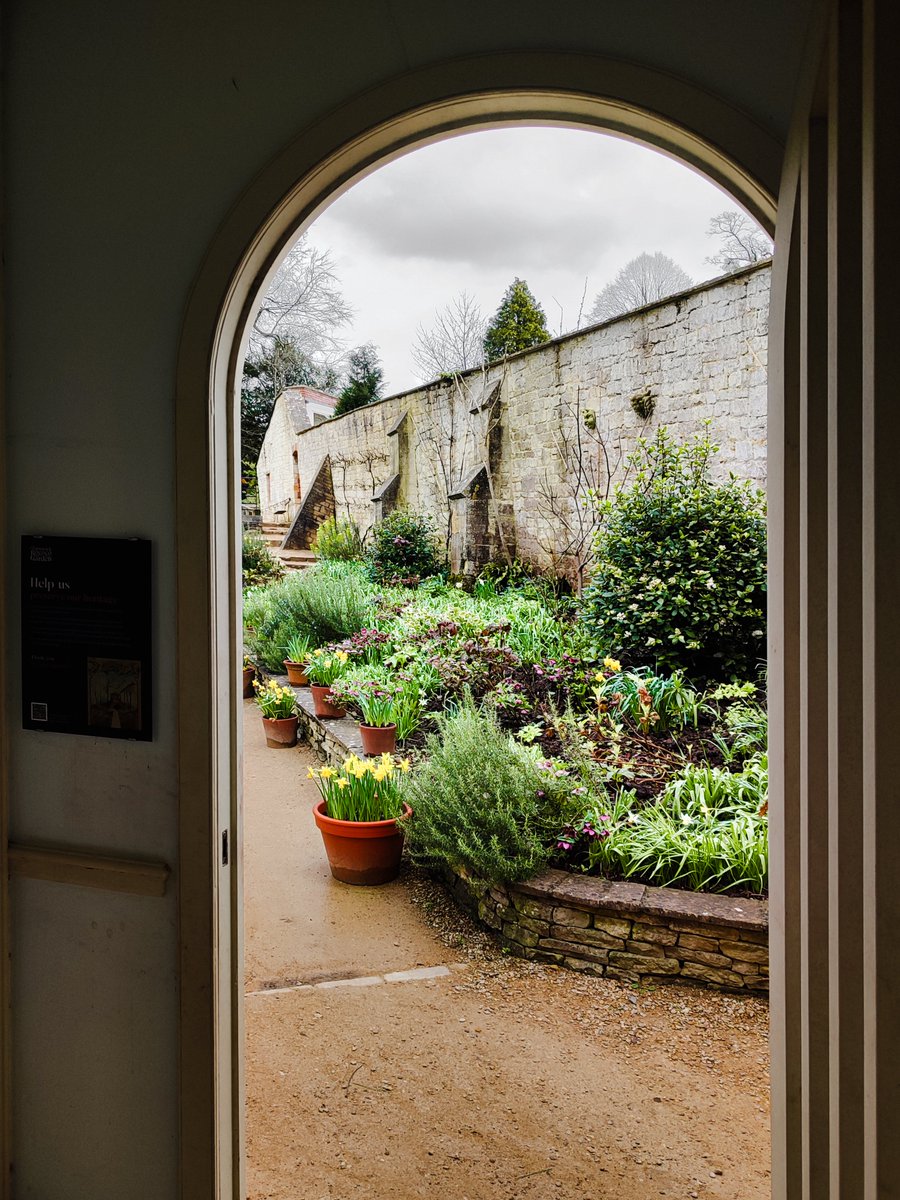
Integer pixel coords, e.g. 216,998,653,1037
403,700,571,883
313,516,364,561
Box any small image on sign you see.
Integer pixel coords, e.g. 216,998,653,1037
87,658,142,732
30,702,48,722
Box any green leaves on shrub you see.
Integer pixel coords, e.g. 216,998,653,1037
367,510,443,585
403,701,569,883
581,427,766,681
313,516,364,561
242,532,283,588
243,562,375,669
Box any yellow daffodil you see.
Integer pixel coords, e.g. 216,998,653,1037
335,778,349,789
372,767,387,783
399,758,411,773
319,766,336,779
307,767,317,779
603,656,622,673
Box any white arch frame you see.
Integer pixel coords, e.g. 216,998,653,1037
174,52,781,1196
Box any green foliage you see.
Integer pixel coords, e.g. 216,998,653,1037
335,343,383,415
242,532,284,588
252,678,297,719
367,510,443,584
561,753,768,894
597,666,702,733
714,701,768,765
581,426,767,680
404,701,571,883
313,516,364,561
482,278,550,362
243,563,374,669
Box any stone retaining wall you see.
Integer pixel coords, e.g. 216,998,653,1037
445,868,768,993
287,678,769,994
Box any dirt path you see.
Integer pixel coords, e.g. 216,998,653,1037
243,701,770,1199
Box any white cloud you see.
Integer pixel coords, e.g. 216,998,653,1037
296,126,763,393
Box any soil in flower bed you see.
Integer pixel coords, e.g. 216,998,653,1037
538,718,728,804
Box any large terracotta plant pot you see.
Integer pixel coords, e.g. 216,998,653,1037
359,722,397,755
242,665,255,698
313,800,411,885
310,684,347,719
283,659,309,686
261,715,298,748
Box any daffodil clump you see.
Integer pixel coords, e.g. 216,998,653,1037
304,647,350,686
253,678,297,719
308,752,410,822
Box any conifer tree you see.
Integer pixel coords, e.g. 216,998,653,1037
482,278,550,362
335,344,384,415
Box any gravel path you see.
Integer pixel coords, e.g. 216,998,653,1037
243,703,770,1199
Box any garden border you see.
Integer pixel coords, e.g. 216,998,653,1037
286,678,769,994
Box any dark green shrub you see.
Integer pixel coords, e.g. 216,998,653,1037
581,427,766,680
403,700,571,883
242,532,283,588
313,516,364,561
367,510,442,584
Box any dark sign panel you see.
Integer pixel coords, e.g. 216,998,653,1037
22,536,152,740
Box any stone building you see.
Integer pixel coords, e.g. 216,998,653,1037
256,385,338,515
261,262,769,581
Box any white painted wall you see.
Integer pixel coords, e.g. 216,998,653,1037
2,2,814,1195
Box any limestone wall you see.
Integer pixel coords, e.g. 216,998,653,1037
262,262,769,580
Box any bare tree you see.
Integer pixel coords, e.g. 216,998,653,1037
250,234,353,366
706,210,774,271
410,292,486,382
534,385,628,593
586,252,692,324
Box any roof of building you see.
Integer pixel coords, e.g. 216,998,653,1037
282,386,339,433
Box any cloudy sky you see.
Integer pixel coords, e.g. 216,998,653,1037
297,126,767,396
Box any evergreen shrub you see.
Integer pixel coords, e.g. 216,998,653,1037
367,510,442,584
581,427,766,681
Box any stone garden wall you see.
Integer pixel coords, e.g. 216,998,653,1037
261,262,770,581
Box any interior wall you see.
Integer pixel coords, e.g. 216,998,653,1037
2,2,816,1196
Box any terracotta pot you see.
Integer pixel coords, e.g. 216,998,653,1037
242,665,255,698
283,659,309,686
310,683,347,719
359,723,397,755
313,800,411,885
261,714,298,748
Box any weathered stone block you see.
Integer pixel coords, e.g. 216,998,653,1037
608,952,681,975
511,894,556,920
626,940,667,958
680,962,745,989
538,937,610,966
591,915,633,939
677,932,721,953
551,925,624,950
503,922,539,948
677,947,734,970
552,906,591,928
630,922,678,945
720,940,768,964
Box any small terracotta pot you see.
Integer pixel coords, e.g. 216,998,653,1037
283,659,309,686
359,723,397,755
310,684,347,719
242,665,255,698
313,800,411,885
261,714,298,748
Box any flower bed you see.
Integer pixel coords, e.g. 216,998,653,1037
288,682,768,991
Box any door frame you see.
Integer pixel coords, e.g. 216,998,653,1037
173,51,781,1197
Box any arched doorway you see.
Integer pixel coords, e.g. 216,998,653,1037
175,55,781,1196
